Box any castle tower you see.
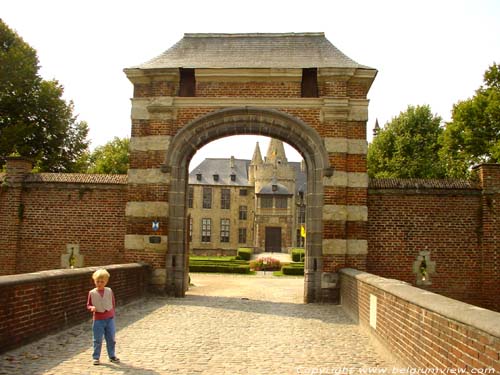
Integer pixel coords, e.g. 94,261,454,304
253,139,297,253
248,142,263,184
265,138,288,165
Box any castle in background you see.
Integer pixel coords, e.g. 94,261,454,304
188,138,306,255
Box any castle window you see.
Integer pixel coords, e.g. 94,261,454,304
202,187,212,209
221,189,230,209
188,186,194,208
179,68,196,97
239,205,247,220
261,196,273,208
275,196,288,209
238,228,247,244
272,184,278,192
230,174,236,182
298,205,306,224
196,173,202,181
239,189,248,196
220,219,230,243
189,216,193,242
213,174,219,182
201,218,211,242
301,68,318,98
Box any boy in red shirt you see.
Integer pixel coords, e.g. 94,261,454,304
87,269,120,365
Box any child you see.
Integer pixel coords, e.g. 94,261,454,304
87,269,120,365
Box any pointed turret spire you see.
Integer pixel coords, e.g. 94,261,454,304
373,118,381,137
251,142,263,165
265,138,287,164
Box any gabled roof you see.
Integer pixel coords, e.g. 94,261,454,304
132,33,373,70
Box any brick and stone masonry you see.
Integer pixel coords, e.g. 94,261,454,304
0,33,499,309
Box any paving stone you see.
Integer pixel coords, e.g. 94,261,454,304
0,273,397,375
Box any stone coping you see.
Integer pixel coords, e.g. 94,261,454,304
0,263,149,287
340,268,500,339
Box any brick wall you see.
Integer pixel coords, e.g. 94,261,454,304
0,169,128,275
16,181,127,273
475,164,500,312
0,263,150,353
367,187,484,306
340,269,500,372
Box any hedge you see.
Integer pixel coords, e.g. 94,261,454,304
237,248,253,261
281,264,304,276
291,248,305,262
189,264,250,274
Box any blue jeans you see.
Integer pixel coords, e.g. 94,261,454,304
92,317,116,360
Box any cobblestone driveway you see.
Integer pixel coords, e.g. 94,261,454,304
0,273,396,375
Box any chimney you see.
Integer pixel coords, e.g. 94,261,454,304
230,156,235,169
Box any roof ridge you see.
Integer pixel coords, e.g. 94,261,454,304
184,32,325,38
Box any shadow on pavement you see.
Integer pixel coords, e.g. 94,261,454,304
176,293,355,325
0,297,169,375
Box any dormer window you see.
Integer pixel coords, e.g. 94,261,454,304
230,174,236,182
196,174,202,181
213,174,219,182
272,184,278,192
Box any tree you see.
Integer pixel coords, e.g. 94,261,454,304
0,19,89,172
440,63,500,178
368,105,446,178
87,137,129,174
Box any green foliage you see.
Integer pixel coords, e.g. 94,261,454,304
440,63,500,177
188,257,250,273
368,105,446,178
87,137,129,174
0,20,89,172
237,248,253,261
281,263,304,276
291,248,305,262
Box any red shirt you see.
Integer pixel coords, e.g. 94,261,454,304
87,288,116,320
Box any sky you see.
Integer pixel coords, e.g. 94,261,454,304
2,0,499,169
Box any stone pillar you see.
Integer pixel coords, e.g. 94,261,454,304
319,69,372,302
475,164,500,311
0,157,32,275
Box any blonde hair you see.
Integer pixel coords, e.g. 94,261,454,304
92,269,110,281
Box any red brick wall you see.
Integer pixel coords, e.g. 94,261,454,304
16,182,127,273
0,263,150,353
367,189,485,307
0,177,128,275
340,269,500,372
476,165,500,311
196,81,301,97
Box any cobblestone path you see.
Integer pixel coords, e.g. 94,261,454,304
0,274,397,375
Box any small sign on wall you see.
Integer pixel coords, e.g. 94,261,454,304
369,294,377,329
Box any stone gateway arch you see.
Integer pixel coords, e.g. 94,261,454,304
123,33,377,302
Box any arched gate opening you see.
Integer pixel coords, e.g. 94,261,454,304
163,107,332,302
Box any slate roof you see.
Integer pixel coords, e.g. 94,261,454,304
133,33,372,70
369,178,480,190
24,173,127,184
258,182,291,195
189,158,307,193
189,158,252,186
